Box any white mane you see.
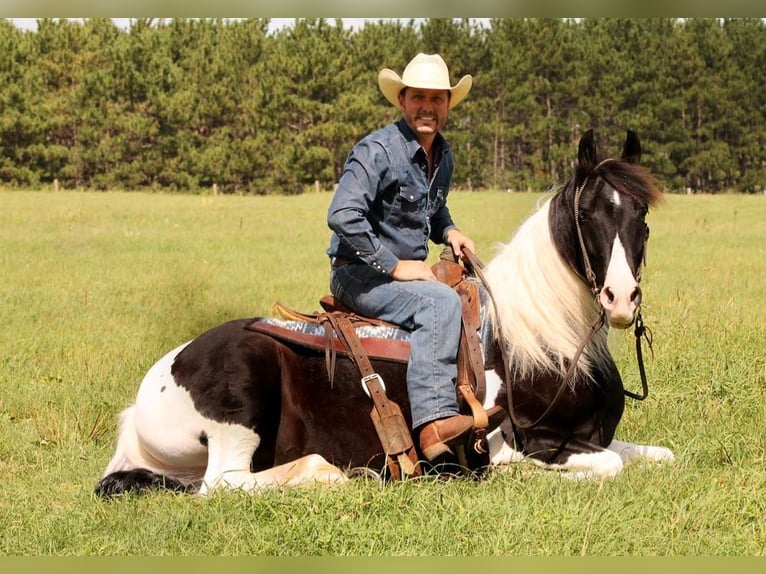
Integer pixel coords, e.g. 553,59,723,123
483,198,611,380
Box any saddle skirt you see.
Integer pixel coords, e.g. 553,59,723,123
245,285,496,368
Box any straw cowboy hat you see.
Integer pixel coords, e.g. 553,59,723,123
378,53,473,110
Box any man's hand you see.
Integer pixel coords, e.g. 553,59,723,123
445,229,476,261
391,259,437,281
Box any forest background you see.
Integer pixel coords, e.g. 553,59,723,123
1,17,764,195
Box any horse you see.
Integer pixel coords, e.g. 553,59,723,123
94,129,674,497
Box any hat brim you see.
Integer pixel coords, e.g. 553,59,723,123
378,69,472,110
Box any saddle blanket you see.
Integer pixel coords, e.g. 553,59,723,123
248,286,495,367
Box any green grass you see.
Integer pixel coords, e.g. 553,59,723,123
1,189,765,555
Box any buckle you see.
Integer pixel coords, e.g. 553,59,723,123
361,373,386,398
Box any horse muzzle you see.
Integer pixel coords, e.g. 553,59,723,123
599,283,641,329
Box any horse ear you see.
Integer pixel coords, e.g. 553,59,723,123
622,130,642,164
578,129,598,171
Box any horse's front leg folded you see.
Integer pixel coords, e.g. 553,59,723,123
606,439,675,464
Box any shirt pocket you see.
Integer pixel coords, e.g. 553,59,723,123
392,185,427,229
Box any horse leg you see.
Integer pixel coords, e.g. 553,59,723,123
607,439,675,464
549,437,675,480
483,371,524,467
496,427,627,479
197,422,347,494
487,431,626,479
200,454,348,496
547,448,625,479
486,423,524,466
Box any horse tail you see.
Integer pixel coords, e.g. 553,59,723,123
94,468,191,498
94,406,193,498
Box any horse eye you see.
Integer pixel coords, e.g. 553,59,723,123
578,210,589,222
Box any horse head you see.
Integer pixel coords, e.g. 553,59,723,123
553,129,662,329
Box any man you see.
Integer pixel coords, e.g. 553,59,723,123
326,53,500,462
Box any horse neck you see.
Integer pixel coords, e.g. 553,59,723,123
483,199,609,380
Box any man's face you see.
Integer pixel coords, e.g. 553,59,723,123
398,88,450,138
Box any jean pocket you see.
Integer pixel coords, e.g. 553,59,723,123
330,270,346,300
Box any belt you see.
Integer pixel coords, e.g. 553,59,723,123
330,256,355,269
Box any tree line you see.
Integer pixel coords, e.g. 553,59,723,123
1,18,764,194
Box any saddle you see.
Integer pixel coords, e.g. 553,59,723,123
245,256,495,480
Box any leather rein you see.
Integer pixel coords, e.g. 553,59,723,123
463,179,651,430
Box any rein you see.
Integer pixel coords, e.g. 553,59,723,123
626,312,651,401
463,187,652,429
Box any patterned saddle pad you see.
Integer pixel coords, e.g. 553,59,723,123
247,286,495,367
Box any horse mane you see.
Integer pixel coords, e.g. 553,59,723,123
484,199,610,382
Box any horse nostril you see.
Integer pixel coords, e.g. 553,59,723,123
631,286,642,306
603,287,615,304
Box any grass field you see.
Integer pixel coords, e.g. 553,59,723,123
1,189,764,556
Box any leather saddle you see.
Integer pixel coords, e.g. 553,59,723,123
245,257,498,479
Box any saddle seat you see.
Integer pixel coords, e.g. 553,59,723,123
246,297,412,363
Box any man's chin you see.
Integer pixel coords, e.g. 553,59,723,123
415,125,436,135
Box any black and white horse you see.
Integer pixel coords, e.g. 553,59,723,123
95,130,674,497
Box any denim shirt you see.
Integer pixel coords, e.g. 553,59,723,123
326,118,457,275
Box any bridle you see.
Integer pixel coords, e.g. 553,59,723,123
573,172,652,402
573,176,600,296
464,174,652,431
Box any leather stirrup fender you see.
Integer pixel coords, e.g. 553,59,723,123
365,375,420,479
326,313,421,480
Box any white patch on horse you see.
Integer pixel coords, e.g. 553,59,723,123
132,343,209,469
482,370,524,465
548,449,625,479
612,189,621,206
599,235,639,327
102,342,207,485
483,369,503,407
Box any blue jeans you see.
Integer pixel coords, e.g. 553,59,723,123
330,263,462,429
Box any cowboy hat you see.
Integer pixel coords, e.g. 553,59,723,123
378,53,472,110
